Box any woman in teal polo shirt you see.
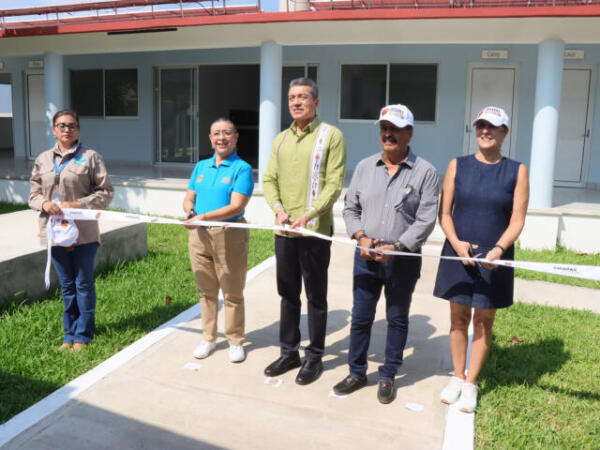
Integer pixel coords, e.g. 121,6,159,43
183,118,254,363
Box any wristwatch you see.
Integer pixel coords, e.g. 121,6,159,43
354,232,367,241
393,241,406,252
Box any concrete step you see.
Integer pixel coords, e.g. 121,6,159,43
0,210,147,307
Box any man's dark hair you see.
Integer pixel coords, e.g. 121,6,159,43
289,77,318,100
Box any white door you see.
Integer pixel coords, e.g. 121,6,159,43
464,66,518,158
554,69,592,186
26,73,46,159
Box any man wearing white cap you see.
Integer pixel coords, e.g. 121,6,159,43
333,104,440,404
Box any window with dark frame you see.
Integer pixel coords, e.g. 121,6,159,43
389,64,437,122
340,63,437,122
105,69,138,117
70,68,138,117
70,69,103,116
340,64,386,120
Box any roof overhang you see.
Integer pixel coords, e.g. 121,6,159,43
2,6,600,56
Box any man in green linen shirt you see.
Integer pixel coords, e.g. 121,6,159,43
262,77,347,385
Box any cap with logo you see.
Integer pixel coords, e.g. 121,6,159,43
473,106,510,129
378,104,414,129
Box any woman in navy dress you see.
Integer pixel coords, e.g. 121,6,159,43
434,106,529,413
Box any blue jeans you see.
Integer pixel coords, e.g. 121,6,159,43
51,242,99,344
348,249,421,379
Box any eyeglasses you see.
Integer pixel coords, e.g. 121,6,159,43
210,130,235,138
55,123,79,131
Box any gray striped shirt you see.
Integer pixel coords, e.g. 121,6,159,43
343,149,440,251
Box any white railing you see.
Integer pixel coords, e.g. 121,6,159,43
0,0,262,30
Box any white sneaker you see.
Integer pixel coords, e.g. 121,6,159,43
440,376,465,404
456,382,478,413
229,345,246,363
193,340,216,359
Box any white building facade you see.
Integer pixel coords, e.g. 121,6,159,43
2,1,600,250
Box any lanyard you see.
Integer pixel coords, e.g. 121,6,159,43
53,143,82,185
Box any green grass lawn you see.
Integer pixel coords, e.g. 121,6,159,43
0,224,274,424
0,202,29,214
477,302,600,449
515,246,600,290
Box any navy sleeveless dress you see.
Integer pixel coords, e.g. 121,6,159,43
433,154,521,309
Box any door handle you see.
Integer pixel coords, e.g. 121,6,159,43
465,124,471,133
583,129,590,138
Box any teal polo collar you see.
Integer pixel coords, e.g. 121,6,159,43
210,151,240,168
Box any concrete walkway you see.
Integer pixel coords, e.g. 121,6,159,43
1,240,598,449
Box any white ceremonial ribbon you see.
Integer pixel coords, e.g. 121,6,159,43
45,221,52,289
44,216,79,289
59,208,600,282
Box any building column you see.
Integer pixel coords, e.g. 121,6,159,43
529,39,565,208
258,41,282,186
43,52,65,149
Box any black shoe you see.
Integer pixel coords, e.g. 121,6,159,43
333,374,368,395
377,378,395,404
295,359,323,385
264,354,302,377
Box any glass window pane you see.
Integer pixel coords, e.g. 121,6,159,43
0,79,12,115
105,69,138,116
307,66,318,83
198,64,259,167
27,74,46,158
389,64,437,122
70,70,103,116
340,64,386,120
281,66,305,130
0,77,13,155
160,68,194,163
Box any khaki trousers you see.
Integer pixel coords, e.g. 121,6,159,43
188,220,250,345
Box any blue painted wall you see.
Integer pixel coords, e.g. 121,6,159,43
3,42,599,185
285,43,542,173
62,48,261,163
2,56,31,159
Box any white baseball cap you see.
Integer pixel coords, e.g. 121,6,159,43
473,106,510,129
377,104,414,128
